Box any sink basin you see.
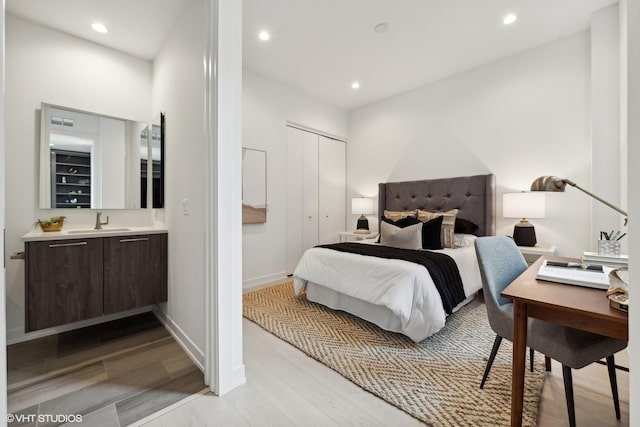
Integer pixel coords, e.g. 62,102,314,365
67,228,131,234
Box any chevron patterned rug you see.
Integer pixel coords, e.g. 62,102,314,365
243,279,546,427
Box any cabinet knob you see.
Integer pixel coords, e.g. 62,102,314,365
308,216,312,219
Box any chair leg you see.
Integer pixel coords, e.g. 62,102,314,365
529,347,534,372
562,365,576,427
606,355,621,420
480,335,502,389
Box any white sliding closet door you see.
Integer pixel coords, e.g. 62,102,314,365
286,126,346,274
318,136,345,244
302,131,319,250
286,126,304,274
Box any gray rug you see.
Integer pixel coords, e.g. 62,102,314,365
243,279,546,427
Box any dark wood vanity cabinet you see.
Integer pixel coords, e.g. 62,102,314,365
25,232,168,332
103,234,168,314
25,238,104,331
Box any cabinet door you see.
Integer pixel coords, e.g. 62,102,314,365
318,136,346,244
103,234,168,314
26,238,103,331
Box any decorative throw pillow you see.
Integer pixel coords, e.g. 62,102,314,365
376,216,417,243
421,216,443,250
454,217,479,234
383,209,418,222
417,209,459,248
379,221,423,250
454,233,478,248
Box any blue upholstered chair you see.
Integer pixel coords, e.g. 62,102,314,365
475,236,627,427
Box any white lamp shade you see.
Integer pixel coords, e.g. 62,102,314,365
351,197,375,215
502,192,545,219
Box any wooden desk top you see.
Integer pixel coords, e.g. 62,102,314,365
502,256,628,340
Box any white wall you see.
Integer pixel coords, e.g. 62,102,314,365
591,5,624,249
152,0,207,366
241,69,348,287
4,14,154,342
347,32,594,257
622,0,639,424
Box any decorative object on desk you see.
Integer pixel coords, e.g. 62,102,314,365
352,197,375,232
34,216,66,232
502,192,545,246
531,176,628,225
607,267,629,312
598,239,621,256
536,259,612,289
582,251,628,267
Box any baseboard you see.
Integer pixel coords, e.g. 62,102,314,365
152,307,205,372
243,271,287,290
6,306,153,345
233,364,247,388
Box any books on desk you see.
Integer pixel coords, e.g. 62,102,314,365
536,260,613,290
581,252,628,267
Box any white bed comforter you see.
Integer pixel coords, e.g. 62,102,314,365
293,245,482,341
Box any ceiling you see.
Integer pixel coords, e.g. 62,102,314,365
7,0,618,110
243,0,618,110
6,0,193,60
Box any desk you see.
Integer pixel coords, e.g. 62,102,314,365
501,256,628,427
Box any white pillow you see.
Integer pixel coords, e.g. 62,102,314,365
454,233,478,248
379,221,422,250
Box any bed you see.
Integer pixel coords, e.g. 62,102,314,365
293,174,495,342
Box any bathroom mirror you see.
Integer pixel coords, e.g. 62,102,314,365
39,103,164,209
141,112,165,208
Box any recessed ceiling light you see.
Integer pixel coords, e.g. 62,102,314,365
374,23,389,34
351,81,360,89
258,31,270,41
91,22,108,34
503,14,517,25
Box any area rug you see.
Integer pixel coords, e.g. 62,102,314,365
243,279,546,427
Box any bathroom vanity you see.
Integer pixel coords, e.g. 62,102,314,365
22,227,168,332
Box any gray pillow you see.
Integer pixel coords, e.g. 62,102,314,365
379,221,423,250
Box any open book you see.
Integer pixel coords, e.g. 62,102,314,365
536,260,613,290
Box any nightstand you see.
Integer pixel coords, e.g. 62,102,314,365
339,231,378,242
517,244,557,265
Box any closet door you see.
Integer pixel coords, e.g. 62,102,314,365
318,136,345,244
286,127,304,274
302,131,319,250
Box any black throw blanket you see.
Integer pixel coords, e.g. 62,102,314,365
316,242,466,314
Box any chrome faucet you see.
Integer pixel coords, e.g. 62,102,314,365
95,211,109,230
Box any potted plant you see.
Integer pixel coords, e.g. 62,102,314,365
34,216,66,232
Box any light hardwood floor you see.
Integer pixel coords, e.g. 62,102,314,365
143,318,629,427
7,313,206,427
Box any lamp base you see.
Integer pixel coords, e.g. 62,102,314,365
513,221,537,247
356,215,369,231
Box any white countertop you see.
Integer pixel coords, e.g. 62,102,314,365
22,225,169,242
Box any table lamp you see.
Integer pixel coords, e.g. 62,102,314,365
530,176,628,225
352,197,374,233
503,192,546,246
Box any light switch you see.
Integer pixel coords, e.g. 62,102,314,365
182,198,189,216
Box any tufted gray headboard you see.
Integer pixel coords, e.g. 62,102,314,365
378,174,495,237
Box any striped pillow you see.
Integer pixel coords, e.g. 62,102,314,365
417,209,459,248
379,221,423,250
